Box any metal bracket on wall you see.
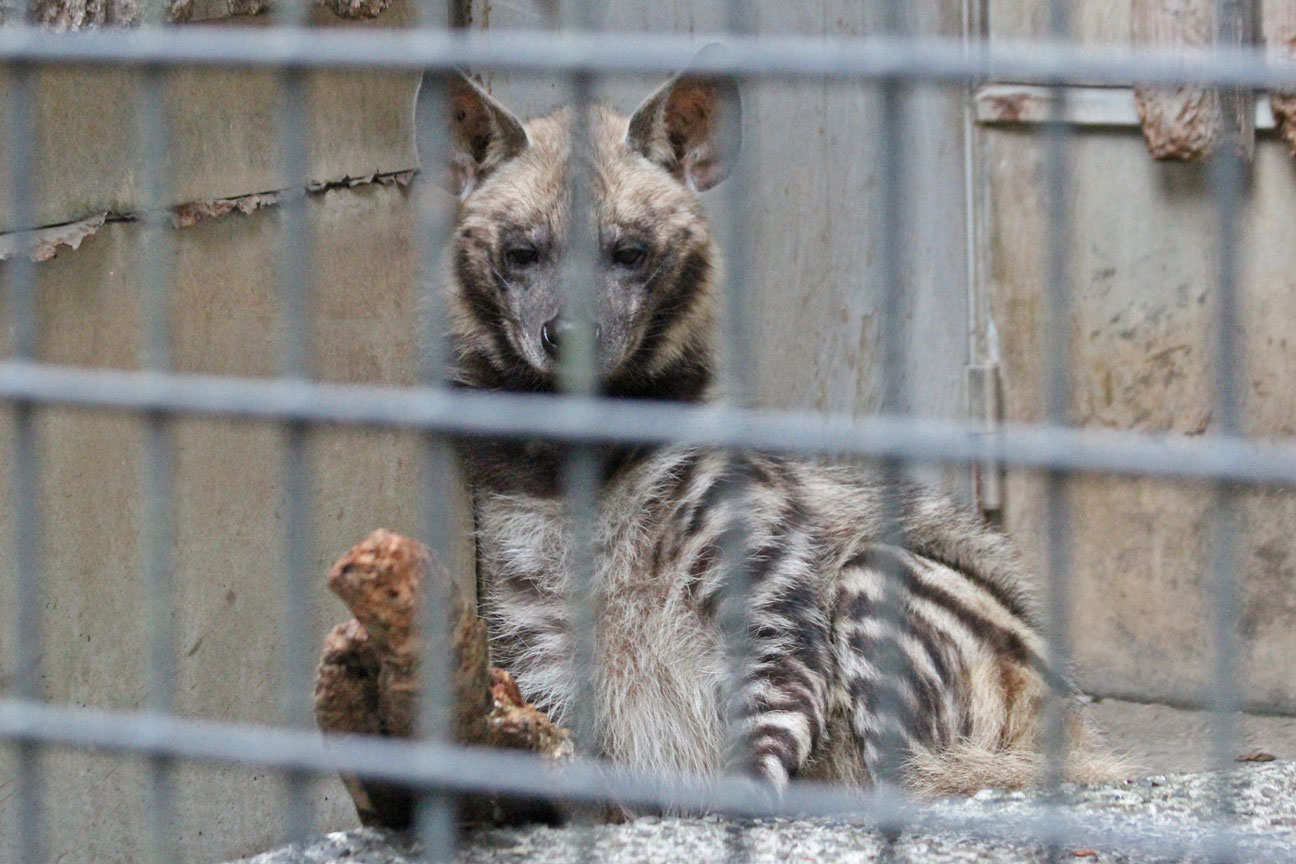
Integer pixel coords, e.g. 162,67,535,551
974,84,1279,130
966,362,1003,518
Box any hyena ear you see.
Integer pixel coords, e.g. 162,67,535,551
446,74,529,198
626,59,741,192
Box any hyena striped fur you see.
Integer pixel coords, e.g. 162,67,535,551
441,71,1124,797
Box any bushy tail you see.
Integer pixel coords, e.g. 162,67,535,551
902,716,1139,798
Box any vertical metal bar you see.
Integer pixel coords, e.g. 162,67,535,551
136,59,179,864
410,3,460,855
873,3,914,858
413,440,459,858
718,5,754,409
560,88,604,765
715,8,755,861
877,3,911,424
1040,0,1074,781
557,5,603,856
1038,4,1075,863
872,81,909,862
1206,5,1249,860
275,0,316,844
555,67,601,751
3,58,46,864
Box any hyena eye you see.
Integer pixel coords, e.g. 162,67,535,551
612,243,648,269
504,245,540,268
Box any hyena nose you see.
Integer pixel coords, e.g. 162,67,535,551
541,317,600,360
540,317,568,359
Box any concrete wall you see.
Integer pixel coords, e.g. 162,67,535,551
0,180,441,863
983,1,1296,711
0,7,445,863
0,7,420,235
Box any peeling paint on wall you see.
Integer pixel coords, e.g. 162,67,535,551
13,0,399,26
0,169,416,262
171,192,282,230
0,213,110,262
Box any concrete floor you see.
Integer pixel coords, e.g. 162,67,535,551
231,697,1296,863
1087,697,1296,774
240,760,1296,863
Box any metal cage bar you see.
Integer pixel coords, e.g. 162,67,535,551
8,361,1296,490
412,54,462,864
1037,3,1076,862
273,0,319,839
4,53,46,864
3,698,1296,860
0,28,1294,89
1205,3,1252,859
135,54,180,864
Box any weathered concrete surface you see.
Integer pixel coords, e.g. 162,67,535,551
986,128,1296,712
232,761,1296,863
982,3,1296,712
0,180,473,864
0,5,419,234
989,0,1131,44
1089,698,1296,774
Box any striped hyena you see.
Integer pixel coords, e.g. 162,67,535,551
442,71,1121,797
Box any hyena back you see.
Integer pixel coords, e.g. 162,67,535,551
442,71,1121,797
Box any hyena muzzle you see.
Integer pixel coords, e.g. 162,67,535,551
438,68,1124,800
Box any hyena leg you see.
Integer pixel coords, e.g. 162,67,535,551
707,524,834,787
682,454,834,788
831,544,974,786
730,587,835,789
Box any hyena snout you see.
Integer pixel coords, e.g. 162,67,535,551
539,315,603,361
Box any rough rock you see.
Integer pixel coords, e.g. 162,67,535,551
315,530,572,829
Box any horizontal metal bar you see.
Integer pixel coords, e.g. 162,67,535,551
975,83,1280,129
0,26,1292,90
1,360,1295,487
0,698,1285,861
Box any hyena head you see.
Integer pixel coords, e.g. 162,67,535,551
444,71,740,402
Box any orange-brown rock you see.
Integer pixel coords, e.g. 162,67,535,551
314,529,571,829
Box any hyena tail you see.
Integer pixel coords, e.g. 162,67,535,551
834,543,1137,798
902,712,1138,798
